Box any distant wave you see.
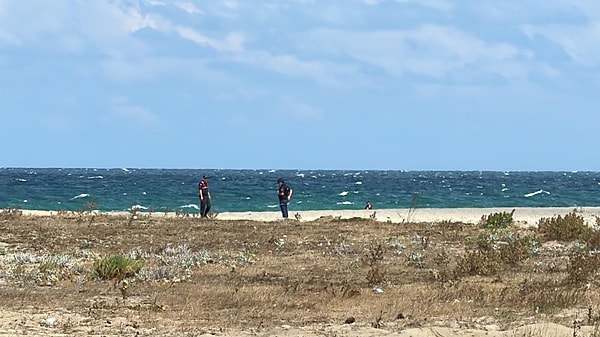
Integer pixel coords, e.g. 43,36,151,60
355,181,363,185
87,175,103,179
17,178,27,182
338,191,349,196
180,204,199,210
337,201,354,205
524,190,550,198
130,205,148,210
121,168,130,172
70,194,89,200
296,173,305,178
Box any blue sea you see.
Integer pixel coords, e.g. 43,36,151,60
1,168,600,213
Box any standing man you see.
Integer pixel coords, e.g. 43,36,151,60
277,178,293,218
198,175,211,217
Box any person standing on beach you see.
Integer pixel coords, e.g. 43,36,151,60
277,178,293,218
198,175,211,217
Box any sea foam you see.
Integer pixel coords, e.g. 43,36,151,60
180,204,199,210
524,190,550,198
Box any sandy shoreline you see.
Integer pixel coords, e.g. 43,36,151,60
17,206,600,226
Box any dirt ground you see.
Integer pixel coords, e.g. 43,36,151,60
0,212,599,336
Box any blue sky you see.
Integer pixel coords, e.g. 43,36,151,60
1,0,599,171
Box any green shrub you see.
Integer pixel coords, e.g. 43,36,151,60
455,231,535,277
92,255,144,286
538,211,587,241
456,249,502,276
480,209,514,230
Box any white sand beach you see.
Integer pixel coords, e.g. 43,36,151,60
21,206,600,226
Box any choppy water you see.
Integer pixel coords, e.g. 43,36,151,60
1,168,599,213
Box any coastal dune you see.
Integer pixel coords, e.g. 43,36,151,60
6,206,600,337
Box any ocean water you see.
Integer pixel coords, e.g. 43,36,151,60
1,168,600,213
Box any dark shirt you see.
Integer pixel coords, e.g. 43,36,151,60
278,183,291,201
199,180,209,198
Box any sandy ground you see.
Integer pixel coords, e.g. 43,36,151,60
23,206,600,227
6,206,600,336
0,308,594,337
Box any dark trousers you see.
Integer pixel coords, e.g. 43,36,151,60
201,199,211,217
279,199,289,218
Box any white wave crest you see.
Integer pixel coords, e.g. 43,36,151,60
337,201,354,205
17,178,27,182
524,190,550,198
70,193,90,200
180,204,199,210
338,191,349,196
130,205,148,210
355,181,363,185
122,168,130,172
87,175,103,179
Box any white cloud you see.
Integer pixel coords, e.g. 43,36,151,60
229,50,374,89
0,1,162,54
393,0,453,12
174,2,204,15
144,0,166,6
522,23,600,67
563,0,600,20
302,25,521,80
175,26,245,52
223,1,239,10
361,0,453,11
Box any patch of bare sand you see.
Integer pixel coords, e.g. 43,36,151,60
0,307,594,337
22,206,600,227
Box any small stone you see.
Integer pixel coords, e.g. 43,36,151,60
344,317,356,324
42,317,56,327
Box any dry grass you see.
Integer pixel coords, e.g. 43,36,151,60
1,210,600,335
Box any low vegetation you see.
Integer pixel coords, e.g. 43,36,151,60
0,208,599,336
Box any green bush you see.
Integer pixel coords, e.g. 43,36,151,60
538,211,587,242
92,255,144,285
455,231,536,277
480,209,514,230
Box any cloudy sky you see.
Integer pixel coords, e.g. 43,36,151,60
1,0,599,170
